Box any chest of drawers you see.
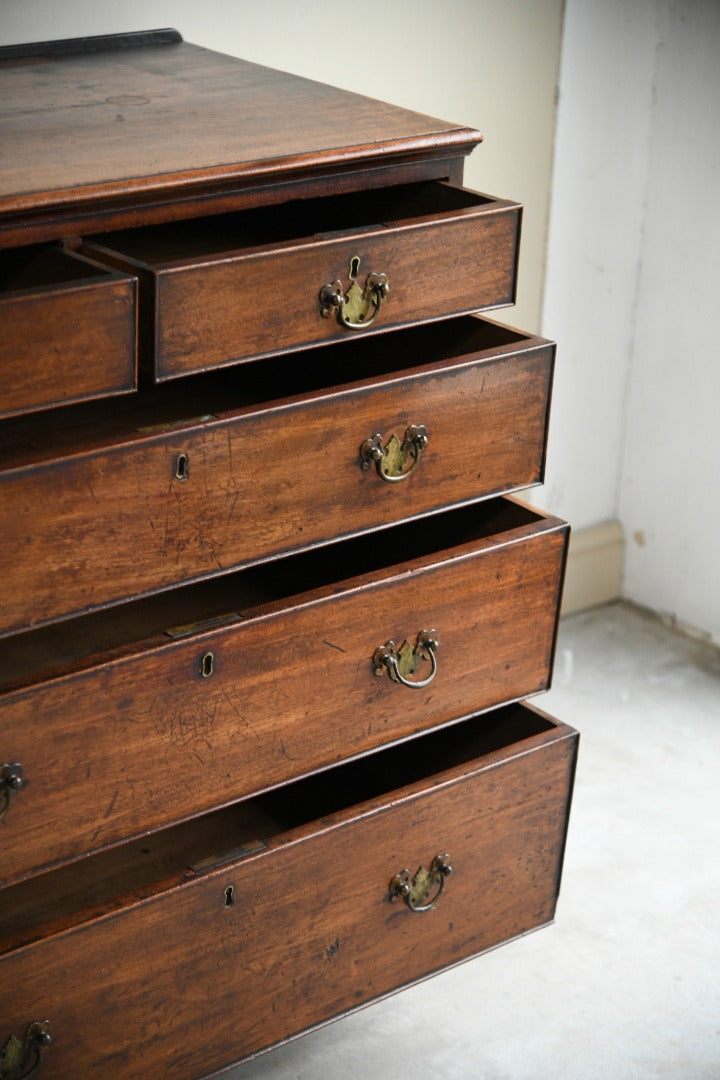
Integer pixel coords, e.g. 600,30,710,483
0,30,577,1079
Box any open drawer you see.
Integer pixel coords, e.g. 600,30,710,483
82,181,521,379
0,244,136,417
0,316,554,637
0,498,568,886
0,701,578,1078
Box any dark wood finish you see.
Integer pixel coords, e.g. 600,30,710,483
0,500,567,887
0,42,482,247
0,704,578,1079
0,318,552,635
0,36,573,1078
0,153,470,252
84,184,520,379
0,245,136,417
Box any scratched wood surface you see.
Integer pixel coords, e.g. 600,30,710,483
0,35,573,1080
0,501,568,888
0,704,578,1079
83,184,520,379
0,245,136,417
0,39,481,246
0,318,552,637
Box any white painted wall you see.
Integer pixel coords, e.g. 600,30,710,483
540,0,659,530
619,0,720,644
541,0,720,644
1,0,563,333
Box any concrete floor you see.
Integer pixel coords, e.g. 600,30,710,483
227,602,720,1079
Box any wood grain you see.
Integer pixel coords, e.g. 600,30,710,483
0,42,482,246
0,246,136,417
0,502,568,887
0,704,577,1078
0,318,552,635
83,184,520,378
0,36,574,1080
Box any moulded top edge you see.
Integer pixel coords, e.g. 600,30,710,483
0,40,483,217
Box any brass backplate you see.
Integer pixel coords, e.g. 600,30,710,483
407,864,434,906
0,1034,24,1077
395,638,427,680
381,433,412,478
342,279,374,324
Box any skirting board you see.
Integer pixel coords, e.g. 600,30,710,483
561,520,624,615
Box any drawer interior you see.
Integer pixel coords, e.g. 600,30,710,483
0,243,119,295
0,702,561,955
0,498,546,691
0,316,531,467
87,182,493,266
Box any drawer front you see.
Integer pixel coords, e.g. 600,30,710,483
85,185,520,379
0,504,567,886
0,247,136,418
154,200,519,378
0,705,577,1079
0,324,553,636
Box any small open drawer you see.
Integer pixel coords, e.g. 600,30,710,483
0,316,553,637
82,181,521,379
0,244,136,417
0,498,568,887
0,701,577,1078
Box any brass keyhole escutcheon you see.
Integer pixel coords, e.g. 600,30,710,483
200,651,215,678
319,255,389,330
174,452,189,481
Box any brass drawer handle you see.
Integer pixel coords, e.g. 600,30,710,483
0,764,24,822
0,1022,52,1079
389,854,453,912
360,424,428,483
373,629,438,689
319,255,389,330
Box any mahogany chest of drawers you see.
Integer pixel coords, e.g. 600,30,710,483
0,30,576,1079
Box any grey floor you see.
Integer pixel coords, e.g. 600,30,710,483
227,602,720,1079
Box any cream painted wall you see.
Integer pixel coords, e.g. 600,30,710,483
618,1,720,644
541,0,720,644
1,0,563,333
539,0,659,530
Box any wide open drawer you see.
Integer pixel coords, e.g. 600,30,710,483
0,316,554,637
82,181,521,379
0,701,578,1079
0,499,568,887
0,244,136,417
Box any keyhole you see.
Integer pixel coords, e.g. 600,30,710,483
349,254,361,280
175,452,189,481
200,651,215,678
224,885,235,906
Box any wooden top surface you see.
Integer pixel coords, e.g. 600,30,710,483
0,33,482,222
